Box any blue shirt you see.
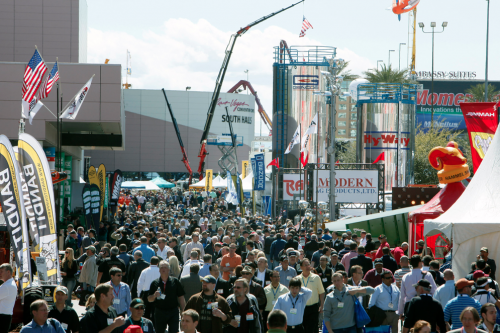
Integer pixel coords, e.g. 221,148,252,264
434,280,456,309
20,319,65,333
274,265,297,287
322,234,332,241
198,263,211,278
368,283,400,311
109,281,132,316
444,294,482,329
270,239,286,260
133,244,155,263
273,287,312,326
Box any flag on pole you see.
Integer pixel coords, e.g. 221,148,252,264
27,97,44,125
299,16,313,37
304,113,318,136
267,158,280,169
225,171,239,205
285,125,300,154
372,152,385,164
39,61,59,99
60,76,93,119
22,49,47,118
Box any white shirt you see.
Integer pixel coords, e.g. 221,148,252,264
257,269,267,287
181,259,203,277
360,237,367,247
0,278,17,315
156,246,171,260
398,268,437,314
137,265,160,295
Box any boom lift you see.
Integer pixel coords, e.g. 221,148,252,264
197,1,303,179
162,88,193,184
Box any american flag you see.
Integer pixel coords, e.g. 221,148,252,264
39,61,59,99
299,16,313,37
22,49,47,103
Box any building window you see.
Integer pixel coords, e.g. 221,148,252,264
351,105,357,111
350,121,356,127
338,121,346,127
338,104,347,110
350,130,356,137
339,95,347,101
338,113,346,118
350,113,357,120
338,129,346,135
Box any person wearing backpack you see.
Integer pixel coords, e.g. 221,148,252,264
20,300,65,333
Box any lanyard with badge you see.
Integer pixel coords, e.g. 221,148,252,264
129,317,148,332
289,293,299,314
271,286,280,305
335,289,346,308
383,284,394,309
302,276,311,288
110,282,121,305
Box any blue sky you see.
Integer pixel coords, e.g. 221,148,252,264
86,0,497,135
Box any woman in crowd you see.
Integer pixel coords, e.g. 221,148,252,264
85,294,96,311
169,256,182,278
448,308,487,333
60,247,78,306
410,321,431,333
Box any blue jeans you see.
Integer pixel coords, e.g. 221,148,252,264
82,282,95,292
333,325,357,333
266,254,274,269
61,278,76,307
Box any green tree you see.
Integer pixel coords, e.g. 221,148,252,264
414,125,473,185
362,64,413,84
337,60,359,82
464,83,500,102
336,140,357,163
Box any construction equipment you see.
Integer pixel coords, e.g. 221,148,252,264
227,80,272,132
162,88,194,184
408,8,417,78
197,1,303,179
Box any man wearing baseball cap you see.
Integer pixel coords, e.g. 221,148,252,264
274,255,297,287
48,286,80,333
443,278,482,329
120,299,155,333
402,279,446,333
184,275,232,333
478,247,496,280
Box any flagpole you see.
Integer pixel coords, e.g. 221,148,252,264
315,114,320,230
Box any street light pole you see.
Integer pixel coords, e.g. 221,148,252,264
377,60,383,71
420,22,447,130
485,0,490,102
399,43,406,70
388,50,395,68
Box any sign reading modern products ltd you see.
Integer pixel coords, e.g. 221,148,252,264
282,170,379,203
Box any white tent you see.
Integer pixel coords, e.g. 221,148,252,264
212,175,227,188
423,128,500,280
240,171,253,192
121,181,161,190
189,177,206,188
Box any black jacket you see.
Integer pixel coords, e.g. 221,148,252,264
224,294,262,333
329,262,346,273
365,240,376,253
349,254,374,277
403,295,446,333
127,258,150,296
254,269,273,287
331,238,344,252
315,266,333,291
214,277,232,299
347,278,370,309
285,239,299,250
304,240,319,259
264,236,276,254
382,255,398,274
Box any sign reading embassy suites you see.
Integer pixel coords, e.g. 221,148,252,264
282,170,379,203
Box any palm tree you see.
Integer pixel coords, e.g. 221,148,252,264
362,64,412,83
337,61,359,82
464,83,500,102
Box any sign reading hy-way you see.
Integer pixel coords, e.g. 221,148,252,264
283,170,379,203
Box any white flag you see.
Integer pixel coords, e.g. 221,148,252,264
225,171,239,205
300,113,318,152
60,76,93,120
285,125,301,154
22,97,44,124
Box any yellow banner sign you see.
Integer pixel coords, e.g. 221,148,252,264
205,169,213,191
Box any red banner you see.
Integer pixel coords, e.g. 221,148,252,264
460,102,499,173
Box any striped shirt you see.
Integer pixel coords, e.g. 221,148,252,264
443,294,482,329
394,267,411,288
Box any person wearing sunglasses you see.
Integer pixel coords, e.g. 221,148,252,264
367,270,400,333
120,298,155,333
108,268,131,317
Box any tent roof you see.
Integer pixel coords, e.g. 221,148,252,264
424,127,500,243
122,181,160,190
189,177,206,188
212,175,227,188
408,182,466,222
151,177,175,188
241,171,253,192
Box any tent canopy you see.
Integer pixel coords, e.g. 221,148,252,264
424,127,500,279
151,177,175,188
241,171,253,192
189,177,206,189
122,181,161,190
212,175,227,188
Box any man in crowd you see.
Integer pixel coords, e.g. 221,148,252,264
329,252,346,273
220,243,242,281
127,251,150,299
264,230,277,269
297,258,325,333
156,237,170,260
48,286,80,333
341,242,358,274
0,264,18,333
183,232,205,263
478,303,500,333
119,298,155,333
381,247,398,274
241,265,267,310
80,284,125,333
363,258,393,288
348,246,372,277
180,264,203,303
316,255,334,292
273,277,312,333
368,270,400,333
270,234,287,268
97,246,126,285
108,268,131,317
267,309,288,333
275,255,297,287
478,247,496,280
255,257,273,288
391,242,408,266
20,300,66,333
393,256,411,288
184,275,232,333
133,236,155,262
347,265,370,309
264,271,289,326
180,309,199,333
434,269,456,309
444,278,482,329
226,279,263,333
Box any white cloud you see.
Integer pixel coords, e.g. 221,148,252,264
88,18,374,135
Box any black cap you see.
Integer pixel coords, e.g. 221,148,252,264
130,298,145,308
374,258,383,265
279,255,289,262
412,279,431,289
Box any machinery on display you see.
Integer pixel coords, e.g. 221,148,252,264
161,88,194,184
197,0,303,179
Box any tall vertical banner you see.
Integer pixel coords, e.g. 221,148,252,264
460,103,499,173
17,133,59,285
64,155,72,215
110,169,123,206
82,184,92,228
97,164,106,221
89,184,101,231
241,161,249,180
57,151,65,222
254,153,265,191
88,165,98,186
225,171,239,205
0,136,31,289
250,157,257,188
104,175,109,209
263,195,272,216
205,169,213,192
236,173,242,205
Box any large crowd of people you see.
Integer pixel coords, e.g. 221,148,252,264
0,188,498,333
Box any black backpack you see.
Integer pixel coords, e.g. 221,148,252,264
23,286,43,324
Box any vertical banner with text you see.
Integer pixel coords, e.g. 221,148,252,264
205,169,213,192
254,153,265,191
241,161,249,180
